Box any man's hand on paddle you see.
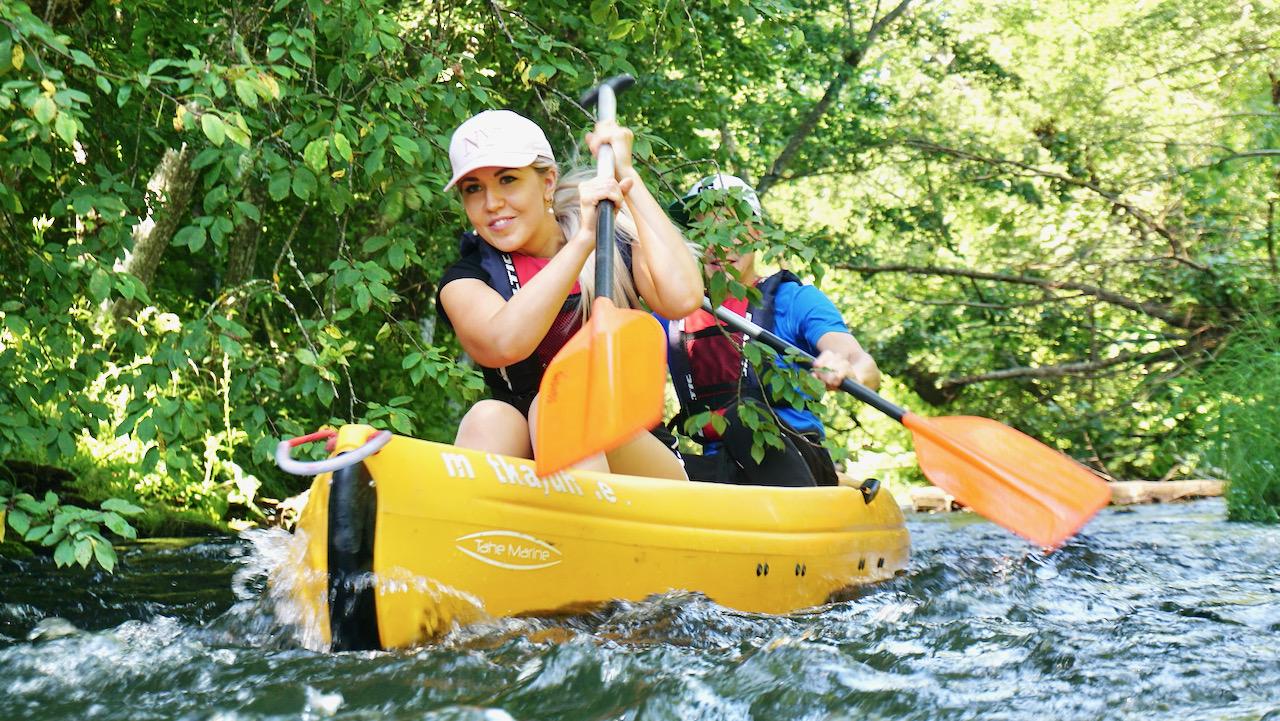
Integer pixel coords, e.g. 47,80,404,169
812,332,881,391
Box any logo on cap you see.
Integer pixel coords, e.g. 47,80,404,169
460,131,489,160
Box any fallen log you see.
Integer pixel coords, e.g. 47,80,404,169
908,479,1225,513
1107,479,1225,505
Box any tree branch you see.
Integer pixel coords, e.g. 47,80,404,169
837,262,1201,329
1116,43,1279,89
755,0,914,197
938,331,1219,389
1269,200,1277,278
719,123,748,184
1212,148,1280,162
901,139,1209,271
486,0,568,137
890,291,1087,310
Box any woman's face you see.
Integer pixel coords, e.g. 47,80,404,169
458,166,558,256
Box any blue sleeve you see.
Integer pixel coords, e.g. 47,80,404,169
654,314,672,363
776,284,848,355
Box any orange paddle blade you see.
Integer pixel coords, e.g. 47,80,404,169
903,413,1111,549
534,297,666,476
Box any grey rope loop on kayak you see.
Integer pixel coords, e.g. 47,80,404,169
275,430,393,476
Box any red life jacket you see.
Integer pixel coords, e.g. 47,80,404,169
460,231,629,415
667,271,800,440
509,253,583,366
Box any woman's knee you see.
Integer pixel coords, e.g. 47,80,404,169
454,400,532,457
606,431,689,481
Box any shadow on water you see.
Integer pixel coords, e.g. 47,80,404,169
2,499,1278,721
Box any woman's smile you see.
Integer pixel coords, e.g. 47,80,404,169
487,215,517,233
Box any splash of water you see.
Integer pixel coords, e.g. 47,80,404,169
2,500,1278,721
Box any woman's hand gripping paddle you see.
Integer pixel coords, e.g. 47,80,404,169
703,299,1111,549
534,76,666,476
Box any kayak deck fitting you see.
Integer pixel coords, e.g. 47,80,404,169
285,424,910,650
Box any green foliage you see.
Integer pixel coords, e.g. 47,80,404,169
760,0,1279,495
1,0,496,541
0,488,141,572
0,0,1276,534
1185,304,1280,523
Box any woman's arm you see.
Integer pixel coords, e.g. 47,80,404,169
440,176,624,368
587,121,704,319
440,243,592,368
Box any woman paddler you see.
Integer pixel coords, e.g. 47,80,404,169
436,109,702,478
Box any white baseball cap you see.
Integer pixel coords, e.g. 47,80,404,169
443,110,556,191
670,173,763,225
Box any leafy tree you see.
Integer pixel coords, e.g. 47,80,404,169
2,0,1277,563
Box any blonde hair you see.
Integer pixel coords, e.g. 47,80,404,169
533,158,641,319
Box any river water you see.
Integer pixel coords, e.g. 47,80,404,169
2,499,1277,721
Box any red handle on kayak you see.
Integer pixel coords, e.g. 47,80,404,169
287,429,337,447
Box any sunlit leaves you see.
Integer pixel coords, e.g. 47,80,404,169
303,138,328,172
31,95,56,124
222,115,250,148
1,492,137,572
173,225,207,252
88,268,111,301
389,135,418,165
92,540,117,573
234,78,257,107
331,132,352,163
200,112,226,146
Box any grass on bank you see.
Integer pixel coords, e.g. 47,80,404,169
1198,306,1280,523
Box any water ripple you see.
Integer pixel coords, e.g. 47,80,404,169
1,499,1278,720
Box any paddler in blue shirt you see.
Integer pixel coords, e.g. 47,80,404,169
658,174,881,487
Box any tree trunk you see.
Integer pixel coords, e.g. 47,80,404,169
222,184,263,318
111,144,198,321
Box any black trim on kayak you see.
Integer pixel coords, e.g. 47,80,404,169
327,461,380,651
859,478,881,505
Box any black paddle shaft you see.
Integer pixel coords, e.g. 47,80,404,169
580,75,635,302
702,298,908,423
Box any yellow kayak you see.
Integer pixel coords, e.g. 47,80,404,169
283,424,910,650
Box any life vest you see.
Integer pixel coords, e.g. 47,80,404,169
667,270,801,441
459,231,630,415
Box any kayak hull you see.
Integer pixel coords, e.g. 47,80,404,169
292,425,910,650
